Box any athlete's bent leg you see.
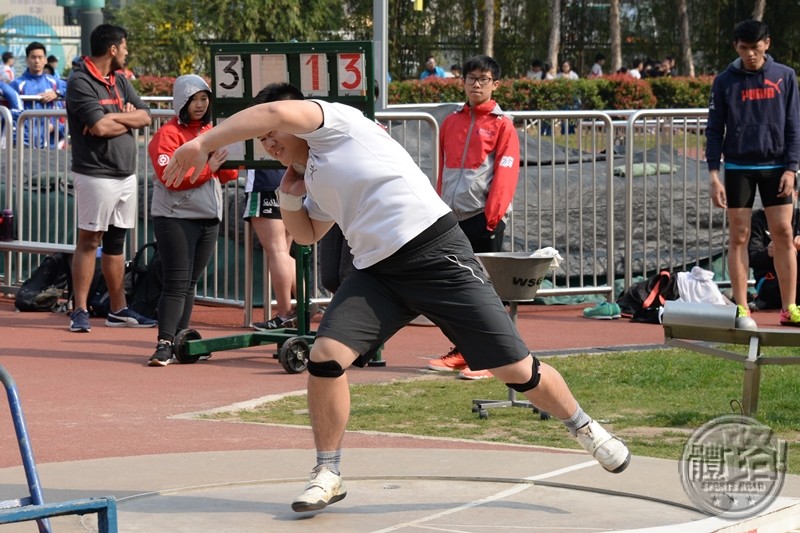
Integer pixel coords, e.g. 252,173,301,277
292,336,358,512
490,356,630,473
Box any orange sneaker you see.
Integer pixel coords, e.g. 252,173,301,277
426,348,467,372
459,367,493,380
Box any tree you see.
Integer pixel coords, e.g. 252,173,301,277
752,0,766,20
678,0,694,77
547,0,560,70
483,0,494,57
112,0,345,77
609,0,621,72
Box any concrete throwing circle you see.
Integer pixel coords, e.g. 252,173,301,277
679,414,787,518
113,476,709,532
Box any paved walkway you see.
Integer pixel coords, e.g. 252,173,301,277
1,298,798,532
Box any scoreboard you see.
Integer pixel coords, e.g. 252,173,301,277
209,41,375,168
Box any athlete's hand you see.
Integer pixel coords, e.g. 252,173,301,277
280,164,307,197
163,138,207,188
777,170,796,198
709,176,727,208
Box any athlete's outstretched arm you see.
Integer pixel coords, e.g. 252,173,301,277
163,100,323,188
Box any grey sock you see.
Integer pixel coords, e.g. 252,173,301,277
316,449,341,475
559,405,592,437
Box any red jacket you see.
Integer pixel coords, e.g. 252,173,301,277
438,99,520,231
149,117,238,190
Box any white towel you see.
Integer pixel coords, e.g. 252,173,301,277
530,247,563,271
677,266,733,306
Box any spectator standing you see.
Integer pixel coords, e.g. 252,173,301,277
664,56,677,76
47,55,60,79
0,80,23,121
427,55,520,380
589,53,605,78
245,167,297,330
706,19,800,328
0,80,23,148
10,42,67,148
146,74,238,365
419,56,445,79
121,60,136,80
65,24,156,333
557,60,579,80
1,51,14,83
629,58,643,79
526,59,545,80
449,64,462,78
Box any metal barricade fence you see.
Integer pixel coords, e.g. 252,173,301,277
0,105,728,321
511,110,616,299
622,109,718,288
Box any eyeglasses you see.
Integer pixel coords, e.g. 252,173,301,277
464,75,494,86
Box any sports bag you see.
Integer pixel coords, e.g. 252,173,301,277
15,253,72,312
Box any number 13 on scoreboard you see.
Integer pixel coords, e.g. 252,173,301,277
337,53,366,96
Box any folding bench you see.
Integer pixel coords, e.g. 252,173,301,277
661,301,800,416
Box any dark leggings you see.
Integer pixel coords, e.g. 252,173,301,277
153,216,219,342
458,212,506,253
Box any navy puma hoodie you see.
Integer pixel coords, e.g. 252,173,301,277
705,54,800,172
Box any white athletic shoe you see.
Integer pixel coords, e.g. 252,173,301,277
291,465,347,512
576,421,631,473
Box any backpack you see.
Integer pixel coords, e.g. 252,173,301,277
15,253,72,312
126,242,162,319
616,270,680,323
88,242,162,319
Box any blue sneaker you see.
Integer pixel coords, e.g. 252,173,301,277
582,301,621,320
69,308,91,332
105,307,157,328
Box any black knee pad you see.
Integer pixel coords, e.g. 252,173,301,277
101,225,127,256
307,359,345,378
506,356,541,393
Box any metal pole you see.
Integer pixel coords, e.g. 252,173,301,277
373,0,388,110
79,9,104,56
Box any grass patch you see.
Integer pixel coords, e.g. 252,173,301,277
207,348,799,474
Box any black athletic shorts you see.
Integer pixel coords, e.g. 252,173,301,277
724,167,793,209
243,191,281,221
316,213,530,370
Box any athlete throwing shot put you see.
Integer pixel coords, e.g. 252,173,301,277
163,83,630,513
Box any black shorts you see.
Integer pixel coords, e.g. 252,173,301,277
316,215,529,370
724,167,793,209
243,191,281,221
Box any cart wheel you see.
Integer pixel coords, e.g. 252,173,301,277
174,328,205,364
471,404,480,413
540,411,550,420
479,409,489,419
278,337,310,374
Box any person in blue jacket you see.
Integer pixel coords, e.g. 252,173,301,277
0,81,23,120
10,41,67,148
419,56,445,79
706,19,800,328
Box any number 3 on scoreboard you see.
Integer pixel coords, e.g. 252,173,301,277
337,53,365,96
215,55,244,98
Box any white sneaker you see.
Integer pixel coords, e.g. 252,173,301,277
576,421,631,473
291,465,347,512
